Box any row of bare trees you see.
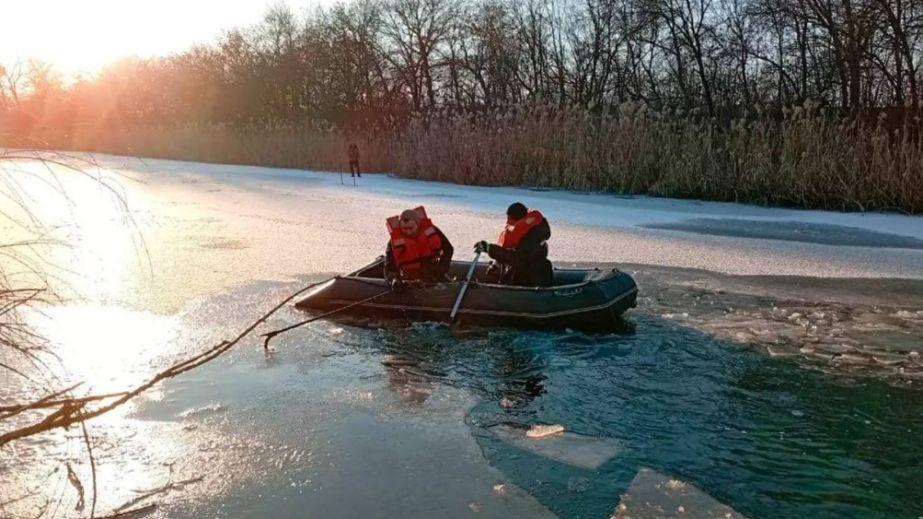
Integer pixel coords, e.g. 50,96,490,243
2,0,923,134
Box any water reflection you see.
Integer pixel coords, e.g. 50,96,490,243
1,161,192,517
1,160,147,306
374,324,557,412
34,305,178,394
1,305,187,517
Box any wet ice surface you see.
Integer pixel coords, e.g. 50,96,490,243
2,284,557,518
486,425,622,470
643,218,923,249
2,153,923,518
612,468,747,518
630,265,923,383
17,153,921,312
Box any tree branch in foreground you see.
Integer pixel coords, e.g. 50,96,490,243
0,277,326,446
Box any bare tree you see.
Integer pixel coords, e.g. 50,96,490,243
382,0,456,111
0,61,26,111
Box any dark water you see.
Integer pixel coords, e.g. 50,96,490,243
38,279,919,518
371,316,923,519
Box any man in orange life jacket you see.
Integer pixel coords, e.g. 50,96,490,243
474,202,553,287
384,207,454,289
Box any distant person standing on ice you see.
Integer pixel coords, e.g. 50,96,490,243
384,207,454,289
348,142,361,178
474,202,553,287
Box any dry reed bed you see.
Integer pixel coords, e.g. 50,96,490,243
392,105,923,213
11,105,923,213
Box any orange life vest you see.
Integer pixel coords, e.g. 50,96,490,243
387,206,443,279
498,209,544,248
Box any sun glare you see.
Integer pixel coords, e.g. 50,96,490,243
38,305,178,394
1,157,176,392
1,1,297,75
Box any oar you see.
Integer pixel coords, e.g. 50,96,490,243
449,251,481,323
262,289,391,350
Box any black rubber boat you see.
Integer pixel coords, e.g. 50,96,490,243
295,258,638,329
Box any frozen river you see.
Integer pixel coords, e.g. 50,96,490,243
2,154,922,518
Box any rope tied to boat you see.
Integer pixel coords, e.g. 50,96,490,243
261,289,392,350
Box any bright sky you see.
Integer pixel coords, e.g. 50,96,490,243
1,0,327,76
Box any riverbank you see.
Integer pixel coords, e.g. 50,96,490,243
3,152,923,518
10,106,923,214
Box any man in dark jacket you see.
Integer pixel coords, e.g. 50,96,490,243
348,143,361,177
474,202,553,287
384,207,454,288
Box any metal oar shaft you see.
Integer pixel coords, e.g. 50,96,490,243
449,252,481,321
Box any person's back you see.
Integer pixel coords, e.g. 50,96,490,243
474,203,553,287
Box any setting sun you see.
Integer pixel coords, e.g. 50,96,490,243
1,0,308,74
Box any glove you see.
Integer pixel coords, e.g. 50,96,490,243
473,240,490,254
388,277,403,291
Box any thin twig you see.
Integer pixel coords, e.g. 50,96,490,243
81,419,98,518
115,476,203,513
93,503,157,519
0,276,336,446
262,289,391,350
0,390,126,414
66,462,85,512
0,382,81,419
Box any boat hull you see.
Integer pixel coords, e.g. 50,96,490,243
295,259,638,330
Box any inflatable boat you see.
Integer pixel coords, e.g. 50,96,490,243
295,257,638,329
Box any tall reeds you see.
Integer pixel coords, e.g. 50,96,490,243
392,104,923,213
12,104,923,213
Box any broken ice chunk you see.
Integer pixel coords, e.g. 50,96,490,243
526,424,565,438
611,468,747,518
487,425,621,470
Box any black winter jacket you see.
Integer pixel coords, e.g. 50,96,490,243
486,219,553,287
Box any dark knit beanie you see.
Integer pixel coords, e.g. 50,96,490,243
506,202,527,220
